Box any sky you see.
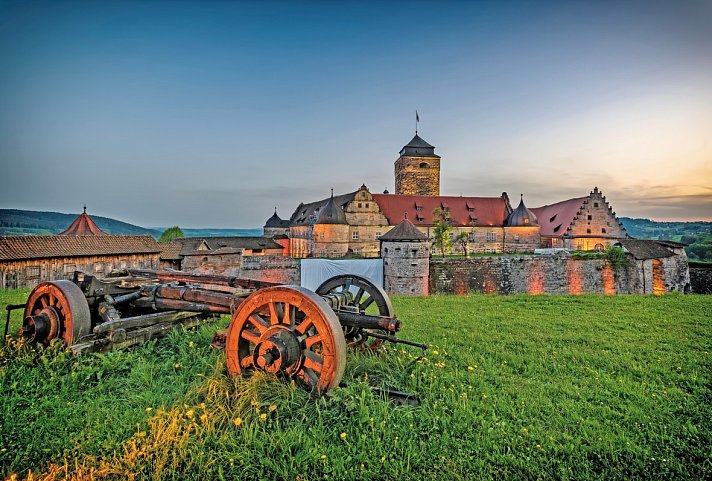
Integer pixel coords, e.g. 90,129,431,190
0,0,710,227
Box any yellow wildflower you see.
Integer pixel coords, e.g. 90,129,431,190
186,409,194,419
145,407,153,412
380,455,386,463
521,428,528,435
340,432,347,441
320,454,327,461
173,363,181,369
188,341,194,348
200,413,208,424
233,417,243,427
468,365,477,371
259,413,268,422
269,404,278,412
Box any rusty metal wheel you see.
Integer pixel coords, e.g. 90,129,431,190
316,275,394,350
225,286,347,393
22,280,91,345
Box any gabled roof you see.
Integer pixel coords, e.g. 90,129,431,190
372,194,509,227
59,211,107,236
289,192,356,226
399,134,440,157
0,235,160,261
530,197,586,237
615,239,675,260
379,219,428,242
159,241,183,260
175,236,282,255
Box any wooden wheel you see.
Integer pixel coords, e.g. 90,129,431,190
316,274,394,350
22,280,91,345
225,286,347,393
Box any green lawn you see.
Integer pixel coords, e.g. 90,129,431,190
1,290,710,480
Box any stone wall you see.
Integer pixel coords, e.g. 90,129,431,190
395,155,441,196
383,240,430,295
429,254,689,295
226,256,301,285
690,265,712,294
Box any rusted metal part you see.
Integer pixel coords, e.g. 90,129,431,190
4,303,25,342
316,274,396,350
127,269,281,290
225,286,347,393
22,281,91,345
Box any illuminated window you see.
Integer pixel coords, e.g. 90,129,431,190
352,231,359,240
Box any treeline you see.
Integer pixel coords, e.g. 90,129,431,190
620,217,712,261
0,209,159,237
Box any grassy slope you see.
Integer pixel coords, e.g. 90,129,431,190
0,291,710,480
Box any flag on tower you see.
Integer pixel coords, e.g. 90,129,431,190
416,110,419,123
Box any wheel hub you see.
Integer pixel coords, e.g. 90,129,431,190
253,327,302,374
21,307,60,344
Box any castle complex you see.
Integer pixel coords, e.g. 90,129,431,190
264,133,628,258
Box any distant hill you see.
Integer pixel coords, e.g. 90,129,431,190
620,217,711,261
159,228,264,238
0,209,160,237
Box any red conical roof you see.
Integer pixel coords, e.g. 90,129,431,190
59,208,107,236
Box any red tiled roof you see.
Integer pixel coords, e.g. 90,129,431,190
59,212,107,236
159,242,184,260
0,235,161,261
372,194,509,227
530,197,586,237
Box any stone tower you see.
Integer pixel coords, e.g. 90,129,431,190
394,134,441,196
380,218,430,296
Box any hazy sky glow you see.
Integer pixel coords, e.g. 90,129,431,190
1,0,710,227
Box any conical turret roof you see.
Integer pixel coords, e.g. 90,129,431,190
316,192,347,225
59,207,107,236
264,209,288,228
379,218,427,242
505,195,539,227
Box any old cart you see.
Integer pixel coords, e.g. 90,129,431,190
10,269,424,393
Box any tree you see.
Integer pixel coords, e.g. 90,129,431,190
158,226,185,243
432,208,452,258
455,231,469,256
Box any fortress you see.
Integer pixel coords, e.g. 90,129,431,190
264,133,629,258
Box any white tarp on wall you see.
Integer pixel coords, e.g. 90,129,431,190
301,259,383,291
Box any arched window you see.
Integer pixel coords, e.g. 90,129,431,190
419,162,429,168
594,243,604,252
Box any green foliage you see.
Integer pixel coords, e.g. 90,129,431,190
620,217,712,261
158,226,186,243
604,245,627,271
1,289,710,480
431,208,452,258
454,231,469,255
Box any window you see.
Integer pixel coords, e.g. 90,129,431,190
467,207,474,212
63,264,76,275
486,232,496,241
593,202,599,207
416,215,424,222
415,205,423,212
365,203,369,208
450,232,455,240
523,218,529,225
468,232,475,242
358,203,362,208
201,257,208,266
594,243,605,252
586,228,591,234
375,232,381,238
587,215,592,221
26,266,40,279
419,162,429,168
601,228,607,234
352,231,359,240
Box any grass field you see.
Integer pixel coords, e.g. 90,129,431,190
1,289,710,480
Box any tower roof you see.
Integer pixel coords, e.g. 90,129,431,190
505,195,539,227
379,218,428,242
59,208,107,236
264,209,289,228
399,134,440,157
316,192,347,225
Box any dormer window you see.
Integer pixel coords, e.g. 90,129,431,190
523,218,529,225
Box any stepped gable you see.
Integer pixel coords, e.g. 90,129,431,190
379,218,428,242
505,195,539,227
289,192,356,226
0,235,160,261
372,194,509,227
530,197,586,237
58,207,107,236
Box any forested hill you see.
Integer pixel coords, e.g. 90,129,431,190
620,217,711,261
0,209,160,237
